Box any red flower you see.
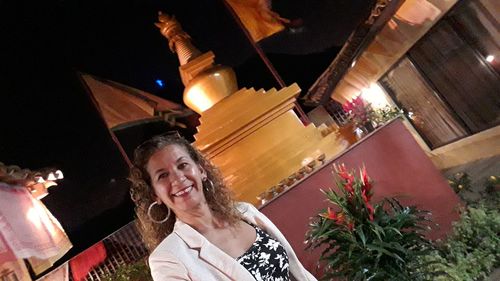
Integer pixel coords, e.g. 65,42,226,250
344,181,354,195
320,207,337,220
335,164,355,194
342,102,353,113
330,164,376,222
362,189,375,221
320,208,350,227
352,96,365,107
336,212,345,224
335,163,347,174
343,96,372,126
361,166,371,190
360,166,373,200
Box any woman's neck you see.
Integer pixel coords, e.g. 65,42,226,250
176,203,226,234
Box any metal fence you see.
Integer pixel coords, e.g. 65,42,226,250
75,221,148,281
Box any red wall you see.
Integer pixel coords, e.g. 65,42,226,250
260,119,461,276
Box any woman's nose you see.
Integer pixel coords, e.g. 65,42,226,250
169,169,186,185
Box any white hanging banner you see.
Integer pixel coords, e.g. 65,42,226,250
0,183,72,261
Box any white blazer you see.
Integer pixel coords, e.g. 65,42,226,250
149,202,317,281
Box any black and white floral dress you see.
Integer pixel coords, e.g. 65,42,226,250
237,223,290,281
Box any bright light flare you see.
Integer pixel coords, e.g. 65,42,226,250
184,85,214,113
26,203,58,235
361,84,390,109
486,55,494,62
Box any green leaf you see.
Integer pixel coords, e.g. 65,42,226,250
366,243,405,263
356,226,367,246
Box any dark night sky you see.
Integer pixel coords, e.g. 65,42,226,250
0,0,371,269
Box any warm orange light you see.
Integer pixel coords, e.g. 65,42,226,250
184,85,215,113
43,181,58,189
26,202,59,236
30,183,49,200
183,65,237,114
361,84,391,109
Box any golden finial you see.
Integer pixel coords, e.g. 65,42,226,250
155,12,201,65
154,11,237,114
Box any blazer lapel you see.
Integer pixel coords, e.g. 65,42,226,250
173,220,256,281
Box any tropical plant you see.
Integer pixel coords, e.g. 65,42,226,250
306,164,437,281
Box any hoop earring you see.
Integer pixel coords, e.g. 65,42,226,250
147,201,171,223
203,178,215,192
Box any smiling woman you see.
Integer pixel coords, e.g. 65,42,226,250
129,132,317,281
129,132,239,250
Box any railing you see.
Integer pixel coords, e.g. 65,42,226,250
69,221,149,281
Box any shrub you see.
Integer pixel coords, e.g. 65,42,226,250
415,191,500,280
101,260,152,281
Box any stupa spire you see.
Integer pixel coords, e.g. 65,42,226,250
154,11,238,114
155,12,201,65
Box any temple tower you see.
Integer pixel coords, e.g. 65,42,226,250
156,13,346,204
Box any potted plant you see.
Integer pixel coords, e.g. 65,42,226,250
342,96,375,133
306,164,437,280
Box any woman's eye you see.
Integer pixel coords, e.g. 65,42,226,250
158,173,168,180
178,163,188,169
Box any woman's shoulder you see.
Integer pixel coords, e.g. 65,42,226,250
236,202,267,224
235,201,257,213
149,232,184,261
147,234,191,280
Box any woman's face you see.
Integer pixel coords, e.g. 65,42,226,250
146,144,207,214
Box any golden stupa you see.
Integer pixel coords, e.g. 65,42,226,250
156,13,346,205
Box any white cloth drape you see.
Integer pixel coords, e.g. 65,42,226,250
0,183,72,262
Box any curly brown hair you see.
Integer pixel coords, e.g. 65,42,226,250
129,133,241,252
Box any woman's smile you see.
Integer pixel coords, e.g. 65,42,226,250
172,185,193,197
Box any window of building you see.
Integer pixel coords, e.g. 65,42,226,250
380,0,500,149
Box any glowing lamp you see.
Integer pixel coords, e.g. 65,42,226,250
361,84,390,109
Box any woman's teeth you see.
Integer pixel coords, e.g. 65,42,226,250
173,186,193,197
